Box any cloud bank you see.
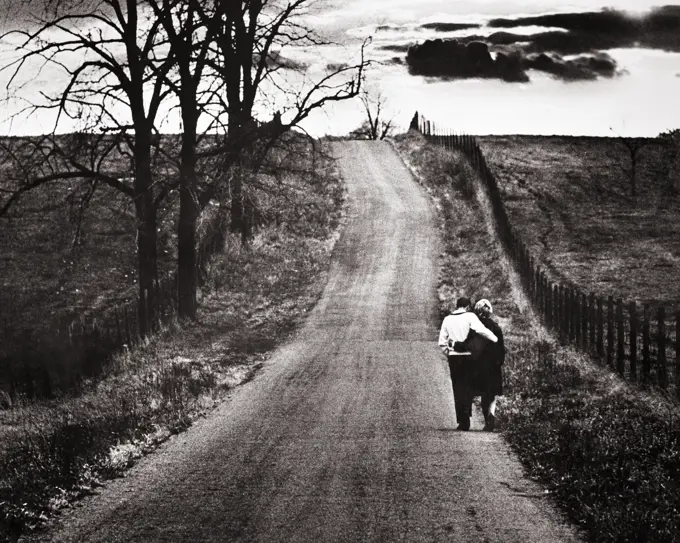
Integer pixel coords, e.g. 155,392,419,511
403,6,680,82
406,39,619,82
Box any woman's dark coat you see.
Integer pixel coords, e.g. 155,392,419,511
469,316,505,396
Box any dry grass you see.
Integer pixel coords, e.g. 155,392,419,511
477,135,680,307
0,140,345,541
394,131,680,543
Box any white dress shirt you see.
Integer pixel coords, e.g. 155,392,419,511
438,308,498,355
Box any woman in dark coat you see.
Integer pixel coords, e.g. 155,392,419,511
471,299,505,431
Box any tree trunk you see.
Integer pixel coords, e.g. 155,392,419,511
177,87,200,319
227,118,250,245
177,156,199,319
135,194,158,338
133,132,158,338
230,159,245,240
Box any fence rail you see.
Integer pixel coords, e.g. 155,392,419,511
412,112,680,397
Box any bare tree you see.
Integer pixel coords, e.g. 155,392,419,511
148,0,221,319
1,0,178,336
2,0,370,325
351,86,394,140
658,129,680,195
610,128,653,198
206,0,369,233
164,0,370,318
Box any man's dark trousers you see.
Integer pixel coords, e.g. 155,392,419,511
447,354,474,430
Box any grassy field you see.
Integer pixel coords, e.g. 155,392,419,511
477,135,680,307
0,179,143,333
394,131,680,543
0,138,345,540
0,136,183,398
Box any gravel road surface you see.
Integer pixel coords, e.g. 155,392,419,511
30,141,582,542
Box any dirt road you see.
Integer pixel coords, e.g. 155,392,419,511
32,141,582,542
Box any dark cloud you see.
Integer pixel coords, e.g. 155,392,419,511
525,52,618,81
469,29,629,56
0,0,109,32
264,51,309,71
405,39,621,83
488,9,640,35
326,62,349,71
419,22,480,32
379,44,413,53
486,5,680,52
375,24,401,32
400,5,680,84
406,39,527,82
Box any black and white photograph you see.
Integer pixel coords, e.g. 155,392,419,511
1,0,679,541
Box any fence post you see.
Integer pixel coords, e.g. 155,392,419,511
607,296,614,368
588,293,596,353
563,287,570,341
115,309,122,345
410,111,419,131
124,306,131,346
564,286,571,339
543,275,549,321
560,285,568,340
616,298,625,375
534,266,540,310
569,288,576,344
676,310,680,398
642,304,650,383
629,301,637,380
553,284,559,332
581,292,588,351
552,284,558,332
575,290,582,348
597,296,604,357
533,262,539,307
658,307,668,389
580,292,586,350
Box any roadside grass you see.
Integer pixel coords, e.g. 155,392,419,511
394,131,680,543
476,135,680,306
0,140,345,541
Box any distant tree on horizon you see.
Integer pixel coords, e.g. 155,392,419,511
350,85,394,141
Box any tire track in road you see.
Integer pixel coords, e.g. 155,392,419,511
27,141,582,543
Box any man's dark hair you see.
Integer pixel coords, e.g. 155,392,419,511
456,296,471,309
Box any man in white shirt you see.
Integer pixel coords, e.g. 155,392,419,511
438,296,498,430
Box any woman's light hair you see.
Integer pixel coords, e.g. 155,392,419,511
474,299,493,314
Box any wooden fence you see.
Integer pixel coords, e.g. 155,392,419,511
413,112,680,397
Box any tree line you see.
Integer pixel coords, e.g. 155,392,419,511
0,0,369,336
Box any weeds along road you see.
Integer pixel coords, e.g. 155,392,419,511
30,141,582,543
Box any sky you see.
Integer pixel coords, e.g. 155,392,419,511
1,0,679,137
296,0,680,136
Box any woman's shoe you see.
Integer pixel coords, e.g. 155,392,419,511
483,414,496,431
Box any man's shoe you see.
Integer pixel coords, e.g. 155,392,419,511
483,414,496,432
457,419,470,431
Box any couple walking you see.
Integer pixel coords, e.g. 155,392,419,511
438,297,505,431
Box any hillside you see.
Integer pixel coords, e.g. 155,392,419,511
477,135,680,307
